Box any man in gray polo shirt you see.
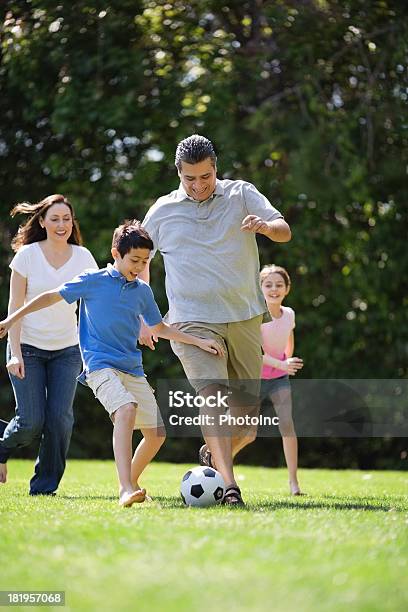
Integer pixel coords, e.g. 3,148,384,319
140,134,291,505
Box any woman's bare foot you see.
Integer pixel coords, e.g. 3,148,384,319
119,488,146,507
0,463,7,484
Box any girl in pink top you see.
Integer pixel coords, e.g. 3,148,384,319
260,265,304,495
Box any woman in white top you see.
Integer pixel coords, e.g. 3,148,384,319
0,194,97,494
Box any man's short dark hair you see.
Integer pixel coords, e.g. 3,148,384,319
175,134,217,170
112,219,153,257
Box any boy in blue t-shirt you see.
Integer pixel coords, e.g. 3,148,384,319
0,220,223,507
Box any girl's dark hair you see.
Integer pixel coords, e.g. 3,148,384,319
112,219,153,257
10,194,82,252
175,134,217,170
260,264,291,289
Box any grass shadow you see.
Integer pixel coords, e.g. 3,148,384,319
251,497,405,513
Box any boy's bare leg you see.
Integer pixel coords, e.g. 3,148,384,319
112,403,146,506
0,463,7,484
131,427,166,491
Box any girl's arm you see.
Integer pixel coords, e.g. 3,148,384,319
0,289,63,338
7,270,27,378
150,321,225,356
285,331,295,359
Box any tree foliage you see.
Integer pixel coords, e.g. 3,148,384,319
1,1,407,465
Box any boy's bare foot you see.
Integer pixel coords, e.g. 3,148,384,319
0,463,7,484
119,488,146,507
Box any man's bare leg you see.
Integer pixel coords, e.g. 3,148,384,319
199,384,236,488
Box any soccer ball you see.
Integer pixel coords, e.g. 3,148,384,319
180,466,225,507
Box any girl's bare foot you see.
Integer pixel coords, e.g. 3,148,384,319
0,463,7,484
119,488,146,507
289,481,304,496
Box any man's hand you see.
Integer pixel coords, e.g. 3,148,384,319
241,215,269,234
0,318,12,339
6,354,25,379
195,337,225,356
139,319,158,350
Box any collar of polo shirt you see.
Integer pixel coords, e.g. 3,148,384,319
107,263,139,284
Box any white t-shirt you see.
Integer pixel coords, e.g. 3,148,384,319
9,242,98,350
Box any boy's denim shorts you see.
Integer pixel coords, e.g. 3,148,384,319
86,368,164,429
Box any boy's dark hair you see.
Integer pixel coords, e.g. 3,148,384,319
175,134,217,170
112,219,153,257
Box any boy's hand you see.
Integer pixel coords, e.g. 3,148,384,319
282,357,303,376
0,318,11,339
6,355,25,379
196,337,225,356
139,319,158,350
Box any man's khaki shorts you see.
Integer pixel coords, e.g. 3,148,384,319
86,368,164,430
170,315,263,407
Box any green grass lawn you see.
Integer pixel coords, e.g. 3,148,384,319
0,461,407,612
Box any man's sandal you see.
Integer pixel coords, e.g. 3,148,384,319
198,444,215,469
222,485,245,507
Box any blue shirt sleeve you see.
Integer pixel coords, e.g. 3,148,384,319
140,283,163,327
59,270,90,304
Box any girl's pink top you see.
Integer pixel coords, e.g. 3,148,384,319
261,306,295,379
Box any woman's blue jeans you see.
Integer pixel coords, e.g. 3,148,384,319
0,343,82,494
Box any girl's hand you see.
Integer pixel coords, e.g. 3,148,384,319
196,338,225,357
6,354,25,379
282,357,303,376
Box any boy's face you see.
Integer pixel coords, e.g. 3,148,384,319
111,247,150,282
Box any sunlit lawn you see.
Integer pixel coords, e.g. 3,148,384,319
0,461,407,612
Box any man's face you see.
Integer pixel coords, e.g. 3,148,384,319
178,157,217,202
112,247,150,282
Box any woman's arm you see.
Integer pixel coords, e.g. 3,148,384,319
7,270,27,379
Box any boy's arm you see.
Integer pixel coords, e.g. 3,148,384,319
0,290,63,338
150,321,225,356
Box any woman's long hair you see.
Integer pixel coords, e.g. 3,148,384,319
10,194,83,252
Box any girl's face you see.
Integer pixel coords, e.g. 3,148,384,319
40,203,73,242
261,272,289,305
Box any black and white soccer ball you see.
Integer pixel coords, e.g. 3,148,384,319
180,466,225,507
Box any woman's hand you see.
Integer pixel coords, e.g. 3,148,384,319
6,354,25,379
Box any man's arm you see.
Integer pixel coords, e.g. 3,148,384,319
241,216,291,242
138,260,158,349
0,290,63,338
138,259,150,284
